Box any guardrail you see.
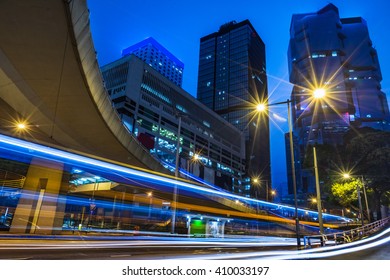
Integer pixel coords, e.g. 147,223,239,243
303,216,390,248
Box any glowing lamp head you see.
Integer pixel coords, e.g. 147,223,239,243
256,103,266,112
343,173,351,179
16,122,27,130
313,88,326,99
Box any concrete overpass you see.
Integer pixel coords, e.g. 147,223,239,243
0,0,166,172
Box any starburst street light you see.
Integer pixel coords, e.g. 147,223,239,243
15,121,30,132
341,172,370,224
254,87,328,246
255,98,300,248
256,103,266,112
313,88,326,99
16,123,27,130
342,173,351,179
251,177,270,201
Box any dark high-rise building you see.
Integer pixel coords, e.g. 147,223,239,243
287,4,390,195
197,20,270,197
289,3,390,147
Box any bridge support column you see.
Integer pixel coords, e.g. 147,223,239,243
10,158,68,234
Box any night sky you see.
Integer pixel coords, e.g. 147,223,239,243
87,0,390,190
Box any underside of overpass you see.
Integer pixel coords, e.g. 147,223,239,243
0,0,167,173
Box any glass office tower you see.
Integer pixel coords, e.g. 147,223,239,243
289,4,390,148
197,20,270,198
122,37,184,87
287,4,390,196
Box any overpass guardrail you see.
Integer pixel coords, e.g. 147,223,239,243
303,216,390,248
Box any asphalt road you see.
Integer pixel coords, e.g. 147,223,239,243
0,236,297,260
0,230,389,260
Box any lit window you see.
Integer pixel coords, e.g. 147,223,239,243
332,51,338,57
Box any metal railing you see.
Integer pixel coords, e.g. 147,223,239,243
303,216,390,248
0,169,26,189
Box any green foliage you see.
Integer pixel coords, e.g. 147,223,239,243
307,128,390,216
331,179,360,207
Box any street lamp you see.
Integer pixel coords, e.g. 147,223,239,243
171,114,182,234
256,99,301,248
252,177,270,201
309,88,330,234
270,190,276,201
256,103,266,112
256,87,328,245
313,146,324,234
341,173,369,225
313,88,326,99
172,116,199,234
16,123,27,130
147,192,153,220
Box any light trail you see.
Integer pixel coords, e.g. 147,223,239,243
0,134,349,224
172,227,390,260
0,237,297,250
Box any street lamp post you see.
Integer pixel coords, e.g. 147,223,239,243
252,178,269,201
357,183,364,226
171,114,182,234
313,146,324,234
287,100,301,248
342,173,369,225
147,192,153,220
361,176,370,223
258,99,301,248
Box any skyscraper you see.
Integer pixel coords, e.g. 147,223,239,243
197,20,270,197
122,37,184,87
289,4,390,148
287,4,390,195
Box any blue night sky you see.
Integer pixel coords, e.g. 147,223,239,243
87,0,390,190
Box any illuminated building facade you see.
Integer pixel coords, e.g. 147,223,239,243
196,20,271,197
289,3,390,148
101,55,247,194
122,37,184,87
287,4,390,195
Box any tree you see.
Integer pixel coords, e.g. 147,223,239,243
344,130,390,219
331,179,360,207
301,128,390,220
